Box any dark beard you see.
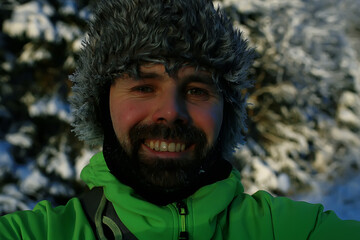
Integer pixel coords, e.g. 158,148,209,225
103,123,232,205
127,123,212,188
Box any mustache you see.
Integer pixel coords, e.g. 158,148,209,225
128,123,207,145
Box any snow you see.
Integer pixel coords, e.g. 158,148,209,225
226,0,360,221
5,132,32,148
58,0,78,16
15,162,33,182
56,21,83,44
37,148,75,180
29,95,73,123
0,195,30,214
75,149,94,180
36,136,76,180
78,6,93,21
2,184,24,200
277,173,291,193
3,1,57,42
337,91,360,128
0,141,14,178
19,169,49,196
294,174,360,221
18,43,51,65
1,52,16,72
72,37,83,52
49,181,74,196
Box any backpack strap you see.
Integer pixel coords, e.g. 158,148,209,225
79,187,138,240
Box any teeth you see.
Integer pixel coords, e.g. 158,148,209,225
168,143,175,152
145,140,186,152
181,144,185,151
154,141,160,151
160,142,167,152
176,143,181,152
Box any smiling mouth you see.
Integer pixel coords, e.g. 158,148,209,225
144,140,188,152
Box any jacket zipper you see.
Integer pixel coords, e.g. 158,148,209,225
176,201,189,240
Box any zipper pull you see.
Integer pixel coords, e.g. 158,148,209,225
176,201,189,240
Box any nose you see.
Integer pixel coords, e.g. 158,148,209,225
152,92,190,125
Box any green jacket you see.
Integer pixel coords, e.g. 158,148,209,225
1,152,359,239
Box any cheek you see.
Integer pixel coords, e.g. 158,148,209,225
109,99,150,140
189,103,223,144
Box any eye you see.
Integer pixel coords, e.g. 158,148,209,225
186,87,210,101
187,87,207,95
131,85,154,93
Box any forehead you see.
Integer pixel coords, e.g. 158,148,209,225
138,63,213,83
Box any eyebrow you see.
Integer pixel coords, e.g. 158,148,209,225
138,70,214,86
138,72,163,79
182,74,214,86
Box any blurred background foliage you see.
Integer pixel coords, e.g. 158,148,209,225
0,0,360,218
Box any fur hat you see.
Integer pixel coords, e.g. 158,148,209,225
70,0,255,160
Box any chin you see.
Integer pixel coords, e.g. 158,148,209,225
137,155,201,190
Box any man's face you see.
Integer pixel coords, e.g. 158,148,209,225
108,64,224,189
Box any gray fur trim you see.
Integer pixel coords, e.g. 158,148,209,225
70,0,255,160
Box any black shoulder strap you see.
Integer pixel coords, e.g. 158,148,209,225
79,187,138,240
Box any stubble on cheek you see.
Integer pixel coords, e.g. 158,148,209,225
112,128,134,157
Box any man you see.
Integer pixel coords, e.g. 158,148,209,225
0,0,359,239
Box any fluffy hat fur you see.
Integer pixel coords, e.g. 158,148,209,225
70,0,255,160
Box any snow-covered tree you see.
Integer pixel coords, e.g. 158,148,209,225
1,0,359,220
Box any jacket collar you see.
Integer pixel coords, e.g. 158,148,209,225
81,152,244,239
